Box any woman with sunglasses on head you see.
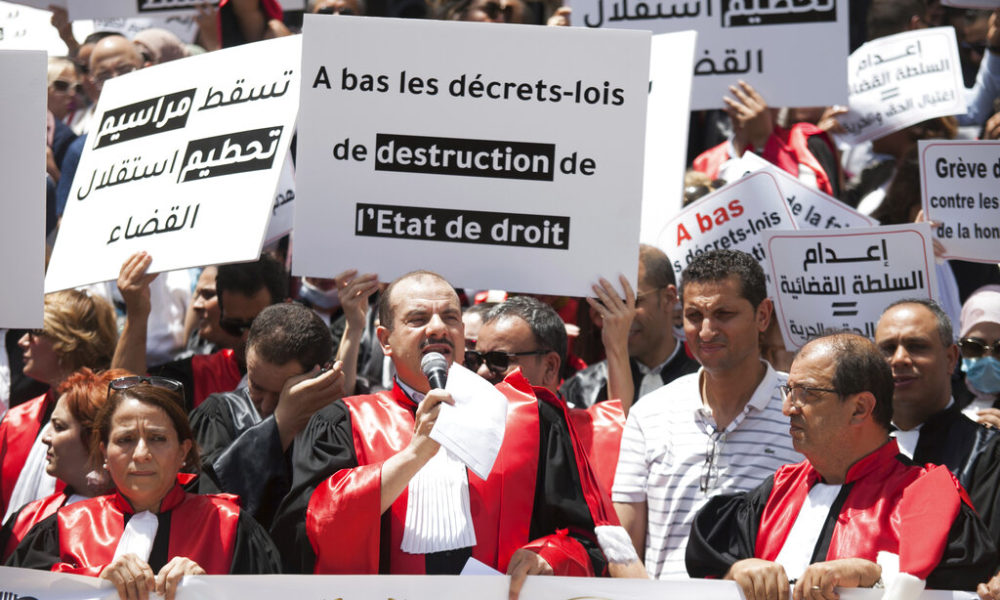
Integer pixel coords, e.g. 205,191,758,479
0,291,118,522
1,368,129,560
958,286,1000,428
8,376,281,598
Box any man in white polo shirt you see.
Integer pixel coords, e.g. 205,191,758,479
612,249,802,579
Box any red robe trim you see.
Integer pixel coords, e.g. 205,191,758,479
191,349,241,409
754,440,963,579
568,400,625,494
307,373,595,576
3,490,70,561
0,390,55,514
53,482,241,576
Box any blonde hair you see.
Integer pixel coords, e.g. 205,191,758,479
47,56,75,87
43,290,118,373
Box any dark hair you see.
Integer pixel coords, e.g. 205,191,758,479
804,333,894,430
463,302,495,319
216,255,288,313
680,249,766,308
484,296,567,367
57,367,132,448
866,0,926,40
639,244,675,289
377,270,456,331
247,302,333,370
882,298,953,346
94,384,200,471
872,149,921,225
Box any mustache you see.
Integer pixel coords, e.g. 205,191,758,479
420,337,454,351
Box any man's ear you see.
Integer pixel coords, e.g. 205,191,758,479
376,325,392,358
850,391,877,425
946,342,960,374
543,351,561,390
756,298,774,333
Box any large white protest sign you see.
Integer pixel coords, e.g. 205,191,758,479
723,154,878,229
0,2,78,54
294,16,650,297
640,30,697,243
655,170,796,282
45,35,301,292
764,223,938,349
88,14,200,43
839,27,966,145
0,50,45,328
569,0,848,110
264,149,295,247
67,0,208,19
4,0,64,10
920,140,1000,263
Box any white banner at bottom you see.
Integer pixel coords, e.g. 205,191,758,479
0,566,976,600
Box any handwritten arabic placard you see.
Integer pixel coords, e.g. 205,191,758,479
654,170,797,284
569,0,848,110
919,140,1000,263
763,223,938,350
294,16,650,297
641,30,697,243
0,50,45,328
839,27,965,145
66,0,208,19
724,155,879,229
265,150,295,248
0,2,74,54
45,35,301,292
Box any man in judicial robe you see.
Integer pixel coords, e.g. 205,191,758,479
875,299,1000,540
190,302,345,528
270,271,644,593
686,333,996,597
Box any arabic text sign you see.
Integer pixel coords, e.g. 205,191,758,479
45,35,301,292
840,27,965,145
569,0,848,109
920,140,1000,263
728,156,879,230
764,224,938,350
655,171,796,282
0,50,44,328
66,0,209,19
294,16,650,297
641,30,697,243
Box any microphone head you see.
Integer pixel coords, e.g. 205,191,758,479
421,351,449,375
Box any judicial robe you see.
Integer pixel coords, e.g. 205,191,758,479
7,482,281,574
149,348,243,412
1,489,70,561
568,400,625,493
270,372,621,576
686,440,997,591
0,390,58,516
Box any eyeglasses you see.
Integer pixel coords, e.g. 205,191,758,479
959,337,1000,359
93,63,137,85
50,79,84,95
635,287,665,307
779,384,840,407
219,316,255,337
700,430,725,493
317,6,356,14
107,375,184,400
464,349,548,372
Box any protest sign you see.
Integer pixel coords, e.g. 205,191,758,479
839,27,965,145
265,149,295,247
88,14,200,43
941,0,999,7
4,0,63,10
920,140,1000,263
67,0,207,19
763,223,938,350
568,0,848,110
45,35,301,292
654,170,796,283
640,30,697,243
0,50,45,328
294,16,650,297
723,154,878,229
0,2,77,54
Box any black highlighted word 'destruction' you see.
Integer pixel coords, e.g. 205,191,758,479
355,203,570,250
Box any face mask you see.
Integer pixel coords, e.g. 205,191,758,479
298,279,340,311
963,356,1000,395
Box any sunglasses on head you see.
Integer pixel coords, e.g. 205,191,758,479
959,337,1000,359
107,375,184,400
464,349,548,372
219,317,254,337
51,80,84,95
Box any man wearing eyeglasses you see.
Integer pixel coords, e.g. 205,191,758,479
612,249,801,579
686,333,996,598
874,299,1000,542
271,270,646,591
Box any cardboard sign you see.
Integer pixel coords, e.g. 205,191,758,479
0,2,73,53
89,15,200,43
655,170,796,282
0,50,45,328
294,16,650,297
839,27,966,145
568,0,849,110
726,155,879,229
45,35,301,292
764,223,938,349
640,30,697,243
920,140,1000,263
67,0,210,19
265,149,295,247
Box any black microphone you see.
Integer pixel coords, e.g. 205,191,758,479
421,352,449,390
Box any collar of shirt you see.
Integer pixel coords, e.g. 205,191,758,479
695,360,780,434
396,377,425,405
634,340,681,376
